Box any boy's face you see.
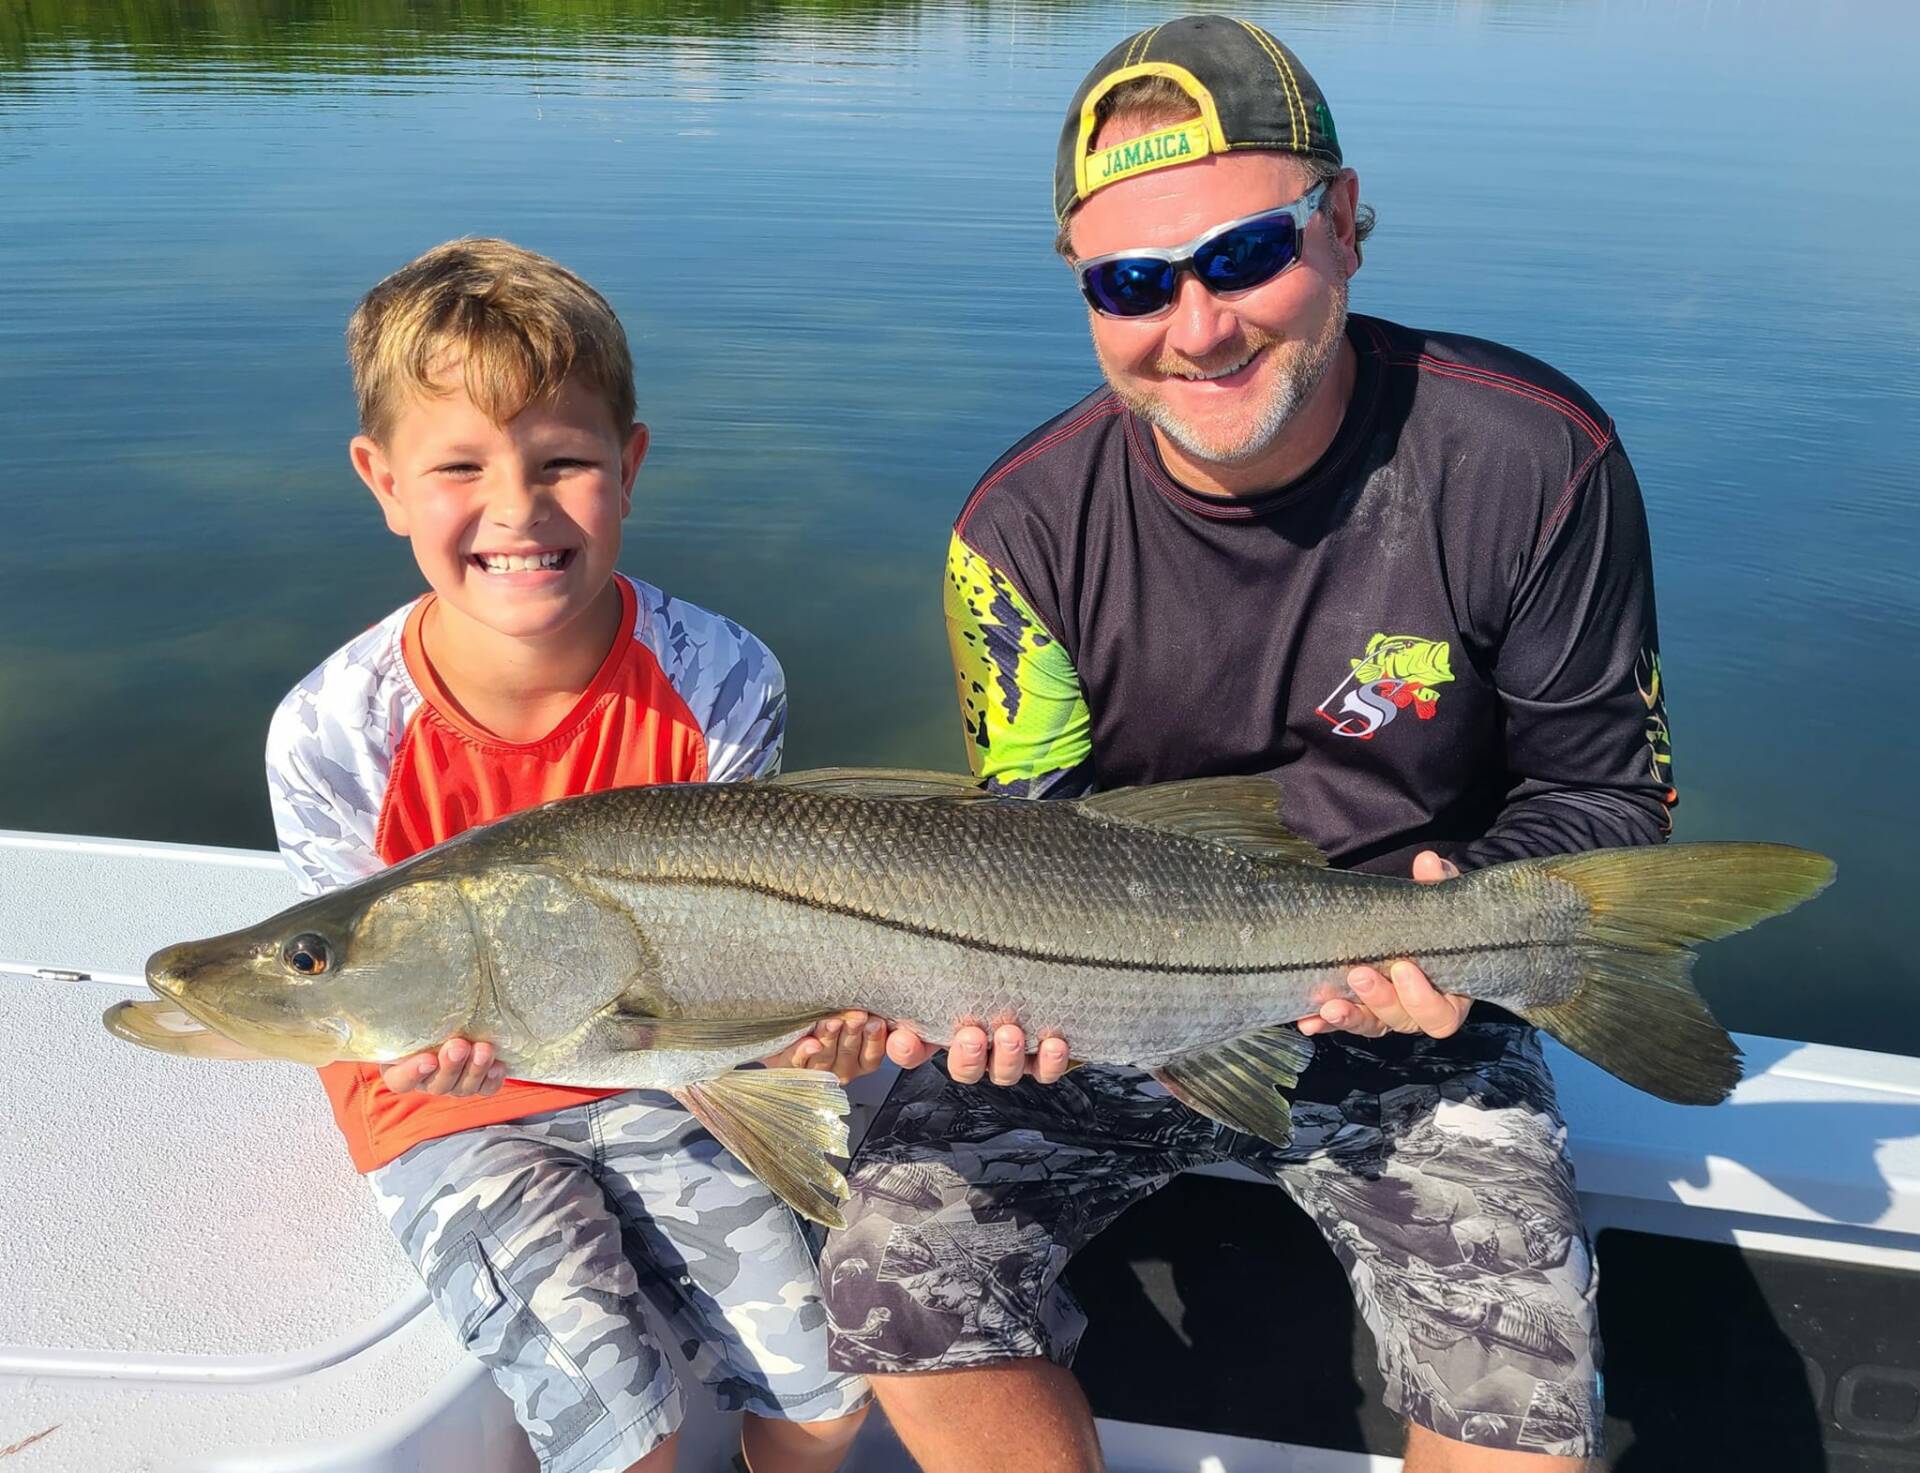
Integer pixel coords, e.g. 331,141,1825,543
351,372,648,654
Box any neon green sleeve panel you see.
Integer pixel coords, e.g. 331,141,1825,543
944,533,1092,786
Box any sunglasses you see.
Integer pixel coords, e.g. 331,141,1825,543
1073,179,1332,320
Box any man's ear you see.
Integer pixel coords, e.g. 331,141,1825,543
1327,168,1363,277
619,422,651,517
351,435,409,537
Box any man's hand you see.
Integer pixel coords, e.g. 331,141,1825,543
1297,850,1474,1040
762,1011,890,1083
886,1022,1074,1087
381,1037,507,1096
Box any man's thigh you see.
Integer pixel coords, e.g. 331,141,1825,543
821,1058,1226,1375
1251,1022,1604,1459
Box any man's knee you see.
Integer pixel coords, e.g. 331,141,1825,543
1402,1421,1589,1473
866,1361,1102,1473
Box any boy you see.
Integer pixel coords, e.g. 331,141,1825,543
266,238,873,1473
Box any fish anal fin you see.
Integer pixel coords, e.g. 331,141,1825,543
671,1069,852,1227
1080,778,1328,867
762,768,987,801
1153,1025,1315,1148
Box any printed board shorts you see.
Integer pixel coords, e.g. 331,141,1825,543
371,1090,868,1473
821,1019,1602,1458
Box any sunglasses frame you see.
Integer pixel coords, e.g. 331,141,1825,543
1072,178,1334,320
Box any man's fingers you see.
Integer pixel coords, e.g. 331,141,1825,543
1411,849,1460,885
1389,960,1468,1038
1033,1034,1072,1085
886,1027,936,1070
859,1018,887,1074
989,1024,1026,1087
947,1025,989,1084
1345,968,1407,1035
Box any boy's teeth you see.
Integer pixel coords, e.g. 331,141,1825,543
479,552,565,572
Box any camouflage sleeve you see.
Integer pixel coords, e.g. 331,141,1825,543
944,532,1096,798
264,672,390,898
629,576,787,783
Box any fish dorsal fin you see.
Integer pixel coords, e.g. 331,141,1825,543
1152,1025,1316,1148
1078,778,1328,867
763,767,988,801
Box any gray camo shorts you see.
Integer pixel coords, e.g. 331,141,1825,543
820,1020,1602,1458
371,1090,868,1473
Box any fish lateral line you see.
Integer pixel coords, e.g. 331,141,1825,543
604,869,1574,978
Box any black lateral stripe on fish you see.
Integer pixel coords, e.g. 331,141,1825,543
108,771,1836,1226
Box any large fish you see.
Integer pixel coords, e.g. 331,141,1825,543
106,771,1833,1226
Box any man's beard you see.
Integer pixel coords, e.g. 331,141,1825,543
1100,275,1349,469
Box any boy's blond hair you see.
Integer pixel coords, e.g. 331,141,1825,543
347,237,636,442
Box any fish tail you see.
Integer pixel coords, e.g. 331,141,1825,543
1510,843,1834,1105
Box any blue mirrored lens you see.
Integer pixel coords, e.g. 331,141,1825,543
1196,217,1299,291
1082,257,1177,318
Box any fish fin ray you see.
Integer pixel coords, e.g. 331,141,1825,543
1079,779,1328,867
671,1069,851,1228
1510,843,1831,1104
1152,1025,1314,1147
761,768,988,800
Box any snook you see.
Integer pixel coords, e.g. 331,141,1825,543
106,770,1834,1226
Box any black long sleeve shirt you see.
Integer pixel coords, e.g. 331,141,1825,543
944,314,1676,876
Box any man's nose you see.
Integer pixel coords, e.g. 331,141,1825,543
1160,272,1237,360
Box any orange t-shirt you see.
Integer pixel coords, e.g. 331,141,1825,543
264,574,787,1172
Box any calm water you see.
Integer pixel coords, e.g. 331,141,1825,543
1,0,1915,1052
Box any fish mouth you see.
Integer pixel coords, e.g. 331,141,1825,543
103,997,280,1061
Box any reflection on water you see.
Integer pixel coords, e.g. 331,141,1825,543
1,0,1915,1053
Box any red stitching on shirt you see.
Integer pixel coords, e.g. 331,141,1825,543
1402,355,1609,447
1536,433,1614,559
955,397,1125,535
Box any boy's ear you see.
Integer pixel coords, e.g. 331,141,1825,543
350,435,410,537
619,422,651,516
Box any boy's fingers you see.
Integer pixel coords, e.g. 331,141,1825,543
1411,850,1460,884
381,1052,439,1093
859,1019,887,1073
1342,969,1403,1035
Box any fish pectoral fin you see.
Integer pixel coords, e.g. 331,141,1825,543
602,1008,827,1054
102,999,278,1061
671,1069,853,1228
762,767,988,801
1078,779,1329,867
1152,1025,1315,1149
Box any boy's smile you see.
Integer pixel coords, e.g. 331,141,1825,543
351,371,649,688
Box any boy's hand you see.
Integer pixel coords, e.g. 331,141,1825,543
762,1011,889,1083
381,1037,507,1096
1298,851,1474,1040
887,1023,1074,1087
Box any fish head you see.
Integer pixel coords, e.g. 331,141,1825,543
136,871,481,1065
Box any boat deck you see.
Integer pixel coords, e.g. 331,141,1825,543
2,830,1915,1470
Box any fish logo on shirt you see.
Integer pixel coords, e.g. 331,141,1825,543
1316,633,1455,741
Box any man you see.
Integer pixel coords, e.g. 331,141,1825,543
827,15,1676,1471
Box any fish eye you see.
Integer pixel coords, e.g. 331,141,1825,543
283,933,332,976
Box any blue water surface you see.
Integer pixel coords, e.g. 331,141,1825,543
1,0,1914,1051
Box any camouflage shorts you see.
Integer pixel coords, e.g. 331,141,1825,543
821,1020,1601,1458
371,1091,868,1473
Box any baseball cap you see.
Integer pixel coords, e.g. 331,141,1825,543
1054,14,1342,225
